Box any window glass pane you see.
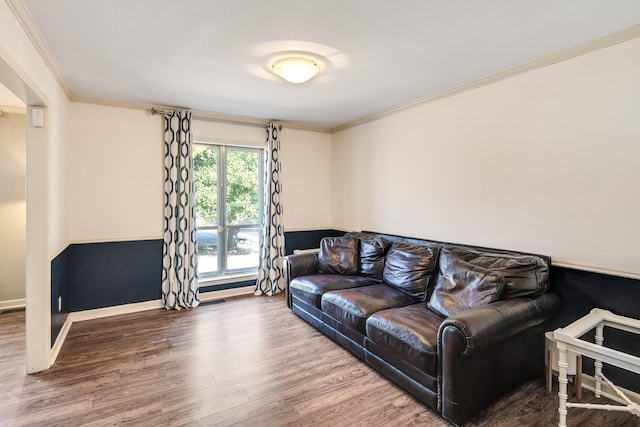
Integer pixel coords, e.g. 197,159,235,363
226,149,260,225
193,144,218,227
227,227,260,271
193,142,262,278
196,228,219,275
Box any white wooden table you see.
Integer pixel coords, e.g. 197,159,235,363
553,308,640,427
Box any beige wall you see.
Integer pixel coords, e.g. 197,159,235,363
0,112,26,302
67,105,333,242
332,37,640,275
279,128,333,230
67,103,163,242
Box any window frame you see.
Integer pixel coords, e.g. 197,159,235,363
193,141,264,280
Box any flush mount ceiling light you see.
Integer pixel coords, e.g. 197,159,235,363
272,57,320,83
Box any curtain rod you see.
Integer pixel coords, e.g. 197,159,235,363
149,107,281,130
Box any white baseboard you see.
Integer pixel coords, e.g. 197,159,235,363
580,373,640,405
68,299,165,323
49,286,255,366
0,298,26,310
50,317,72,366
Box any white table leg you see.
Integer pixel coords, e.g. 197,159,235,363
558,344,569,427
594,322,604,398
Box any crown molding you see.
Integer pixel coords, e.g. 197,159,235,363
72,96,167,114
6,0,74,99
72,96,331,133
330,24,640,133
190,107,331,133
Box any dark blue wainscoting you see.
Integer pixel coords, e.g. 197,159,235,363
57,230,342,314
284,229,344,255
49,229,640,395
69,239,163,311
50,248,70,346
549,266,640,393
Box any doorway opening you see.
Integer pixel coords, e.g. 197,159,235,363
0,55,50,373
0,92,26,312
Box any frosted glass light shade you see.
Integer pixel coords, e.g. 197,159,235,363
272,57,320,83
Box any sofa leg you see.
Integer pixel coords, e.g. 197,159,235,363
546,350,553,392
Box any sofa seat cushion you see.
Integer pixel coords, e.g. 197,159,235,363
290,275,377,309
321,284,416,334
366,303,445,377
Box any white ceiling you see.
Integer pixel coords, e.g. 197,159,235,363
20,0,640,129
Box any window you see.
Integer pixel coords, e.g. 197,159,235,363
193,143,263,278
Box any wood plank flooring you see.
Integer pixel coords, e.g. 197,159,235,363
0,295,637,426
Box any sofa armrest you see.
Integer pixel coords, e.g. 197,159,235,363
438,292,560,356
284,253,319,281
438,292,560,424
284,253,319,308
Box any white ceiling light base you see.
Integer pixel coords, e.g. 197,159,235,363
272,57,320,84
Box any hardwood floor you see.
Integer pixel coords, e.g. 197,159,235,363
0,295,637,426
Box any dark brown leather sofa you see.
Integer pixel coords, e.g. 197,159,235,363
284,232,560,425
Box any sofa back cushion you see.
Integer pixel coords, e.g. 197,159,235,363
428,249,505,317
346,232,392,281
447,247,549,298
318,236,359,274
383,242,439,301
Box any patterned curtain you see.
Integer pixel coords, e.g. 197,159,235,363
162,111,200,309
255,122,285,296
